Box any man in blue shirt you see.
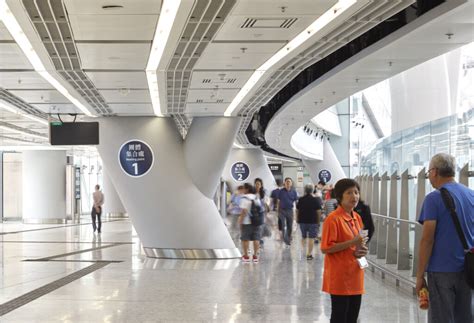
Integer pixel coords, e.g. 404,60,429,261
278,177,298,246
417,153,474,323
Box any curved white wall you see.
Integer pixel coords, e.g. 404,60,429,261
22,150,66,223
102,169,126,215
184,117,241,198
390,48,461,133
97,117,240,252
302,140,346,185
223,148,277,193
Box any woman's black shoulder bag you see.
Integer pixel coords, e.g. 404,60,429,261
439,188,474,289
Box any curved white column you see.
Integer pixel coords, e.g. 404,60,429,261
390,48,461,133
102,169,127,217
302,140,346,185
184,117,241,198
22,150,67,224
222,148,277,193
96,117,240,259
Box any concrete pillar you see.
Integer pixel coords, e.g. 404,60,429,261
102,169,127,218
222,148,277,193
96,116,241,259
22,150,67,224
303,139,347,186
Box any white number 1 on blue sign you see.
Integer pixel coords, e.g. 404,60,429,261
132,163,138,175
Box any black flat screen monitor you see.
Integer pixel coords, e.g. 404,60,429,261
50,122,99,145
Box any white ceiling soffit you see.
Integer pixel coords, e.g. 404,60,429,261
265,0,474,158
77,43,151,70
0,20,12,39
85,71,148,90
235,0,415,145
0,71,54,90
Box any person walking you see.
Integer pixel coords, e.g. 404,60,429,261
416,153,474,323
91,184,104,233
277,177,298,246
239,183,264,263
296,184,322,260
321,178,368,323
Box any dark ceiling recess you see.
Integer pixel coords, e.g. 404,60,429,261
246,0,446,156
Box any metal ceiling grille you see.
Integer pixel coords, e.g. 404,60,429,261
166,0,237,137
236,0,415,145
241,18,297,29
0,88,49,120
22,0,113,115
0,120,47,139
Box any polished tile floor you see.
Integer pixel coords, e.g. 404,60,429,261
0,217,427,322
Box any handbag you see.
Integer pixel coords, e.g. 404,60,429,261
440,188,474,289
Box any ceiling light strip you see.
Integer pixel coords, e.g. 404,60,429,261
0,1,94,117
224,0,358,116
146,0,182,117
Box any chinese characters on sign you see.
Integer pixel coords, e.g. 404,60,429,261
119,140,154,177
231,162,250,181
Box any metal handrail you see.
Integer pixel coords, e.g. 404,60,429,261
372,213,421,226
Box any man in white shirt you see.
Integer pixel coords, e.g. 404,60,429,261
92,184,104,233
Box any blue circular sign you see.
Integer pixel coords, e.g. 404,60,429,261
231,162,250,182
318,169,332,183
118,140,154,177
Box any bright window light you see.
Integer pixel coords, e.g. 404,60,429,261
224,0,358,116
0,101,49,125
146,0,182,117
0,1,94,117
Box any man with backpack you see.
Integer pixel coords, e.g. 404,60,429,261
416,153,474,323
239,183,265,263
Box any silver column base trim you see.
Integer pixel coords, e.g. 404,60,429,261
23,219,67,224
144,247,241,259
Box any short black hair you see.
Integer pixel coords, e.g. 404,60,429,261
334,178,360,203
243,183,256,194
275,178,283,186
284,177,293,183
318,180,326,186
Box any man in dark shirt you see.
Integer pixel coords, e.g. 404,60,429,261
297,184,322,260
354,200,374,242
277,177,298,246
270,179,283,239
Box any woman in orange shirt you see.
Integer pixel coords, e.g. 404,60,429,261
321,178,368,323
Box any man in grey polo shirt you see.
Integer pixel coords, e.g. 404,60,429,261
277,177,298,246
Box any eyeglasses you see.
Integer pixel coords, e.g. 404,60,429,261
425,168,436,177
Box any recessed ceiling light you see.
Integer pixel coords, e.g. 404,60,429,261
101,5,124,10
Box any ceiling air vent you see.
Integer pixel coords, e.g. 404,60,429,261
227,78,237,84
241,18,297,29
217,99,224,103
202,79,211,83
196,99,203,103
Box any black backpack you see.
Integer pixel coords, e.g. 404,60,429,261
248,198,265,226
